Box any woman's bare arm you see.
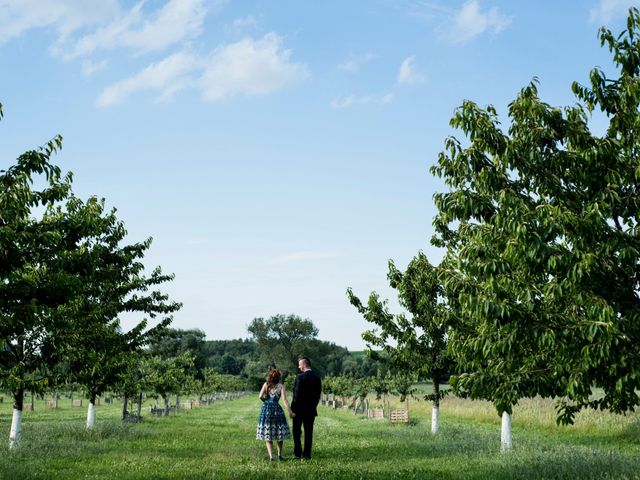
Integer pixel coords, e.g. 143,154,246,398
258,382,267,401
281,384,295,416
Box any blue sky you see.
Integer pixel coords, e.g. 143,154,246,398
0,0,636,350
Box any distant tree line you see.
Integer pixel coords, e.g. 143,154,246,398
150,314,387,390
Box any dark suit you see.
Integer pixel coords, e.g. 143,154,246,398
291,369,321,459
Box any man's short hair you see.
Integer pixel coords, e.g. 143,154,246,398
298,356,311,367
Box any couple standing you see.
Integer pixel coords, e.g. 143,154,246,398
256,356,321,461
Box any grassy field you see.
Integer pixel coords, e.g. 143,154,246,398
0,392,638,479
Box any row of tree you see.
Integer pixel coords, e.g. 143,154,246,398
349,9,640,451
0,110,181,448
0,120,371,445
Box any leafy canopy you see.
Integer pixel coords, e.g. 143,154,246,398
431,8,640,423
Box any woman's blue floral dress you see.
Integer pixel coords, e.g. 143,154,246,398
256,383,291,441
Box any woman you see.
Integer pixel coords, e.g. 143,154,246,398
256,369,294,461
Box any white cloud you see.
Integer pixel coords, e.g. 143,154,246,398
398,0,452,22
229,14,259,32
397,55,424,84
339,53,377,73
96,33,308,106
590,0,640,24
96,51,200,107
0,0,120,44
199,33,309,102
60,0,208,59
82,58,109,76
268,251,345,265
445,0,512,44
330,92,394,109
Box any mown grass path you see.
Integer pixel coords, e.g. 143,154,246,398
0,394,638,479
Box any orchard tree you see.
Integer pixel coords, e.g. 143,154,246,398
144,352,195,415
200,367,222,402
113,351,149,420
370,369,392,419
56,197,180,428
147,328,207,376
0,104,179,444
390,371,417,415
431,8,640,451
348,252,453,434
247,314,318,371
0,116,86,448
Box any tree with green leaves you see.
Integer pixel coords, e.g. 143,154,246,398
113,351,149,420
0,113,89,448
431,8,640,451
57,197,179,428
147,328,207,376
247,314,318,372
348,252,453,433
144,352,195,415
199,367,222,403
0,104,179,441
369,369,392,419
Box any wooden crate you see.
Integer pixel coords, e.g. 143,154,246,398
390,409,409,423
367,408,384,419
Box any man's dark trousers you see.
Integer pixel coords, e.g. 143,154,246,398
292,414,315,459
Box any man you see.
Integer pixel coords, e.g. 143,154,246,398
290,356,321,460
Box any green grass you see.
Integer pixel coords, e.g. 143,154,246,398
0,393,638,479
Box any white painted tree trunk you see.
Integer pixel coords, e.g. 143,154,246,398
501,411,512,452
431,405,439,434
86,401,96,429
9,409,22,449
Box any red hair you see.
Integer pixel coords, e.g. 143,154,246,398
266,369,281,389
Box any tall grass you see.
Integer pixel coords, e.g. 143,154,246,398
0,391,638,479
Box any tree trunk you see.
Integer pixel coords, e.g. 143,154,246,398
137,391,143,418
122,396,128,420
9,388,24,449
87,392,96,429
432,380,440,434
501,411,512,452
163,395,169,416
386,396,391,423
